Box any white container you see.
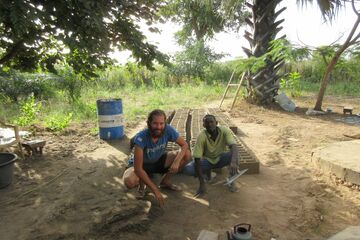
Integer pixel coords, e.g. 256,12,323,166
274,92,296,112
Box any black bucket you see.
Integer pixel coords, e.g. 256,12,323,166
0,153,18,188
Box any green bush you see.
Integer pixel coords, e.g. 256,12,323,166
15,95,42,126
204,62,234,84
0,70,54,102
71,101,97,120
54,64,84,103
280,71,302,97
45,112,73,132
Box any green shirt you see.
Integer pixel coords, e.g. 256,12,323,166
193,125,237,164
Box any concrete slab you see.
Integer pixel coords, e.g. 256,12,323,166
312,140,360,185
197,230,219,240
327,226,360,240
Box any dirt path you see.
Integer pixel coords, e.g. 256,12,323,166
1,96,360,240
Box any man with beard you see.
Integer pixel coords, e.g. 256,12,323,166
183,114,239,196
123,109,191,206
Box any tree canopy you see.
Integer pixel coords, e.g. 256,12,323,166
162,0,248,43
0,0,168,76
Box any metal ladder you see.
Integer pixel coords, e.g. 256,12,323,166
219,71,247,110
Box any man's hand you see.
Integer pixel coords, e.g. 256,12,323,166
229,160,238,176
154,189,165,207
229,144,239,176
194,182,207,198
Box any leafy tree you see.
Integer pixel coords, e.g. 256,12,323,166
171,40,224,80
163,0,248,43
290,46,311,62
314,0,360,110
314,45,339,65
0,0,168,76
162,0,248,80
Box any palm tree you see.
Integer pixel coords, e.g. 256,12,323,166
242,0,344,104
242,0,286,103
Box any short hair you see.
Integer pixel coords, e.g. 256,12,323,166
147,109,167,125
203,114,217,122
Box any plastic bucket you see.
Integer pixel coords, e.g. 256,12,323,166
0,153,18,188
96,99,124,140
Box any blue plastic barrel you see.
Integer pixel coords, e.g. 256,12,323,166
96,99,124,139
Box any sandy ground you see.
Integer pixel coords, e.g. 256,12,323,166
1,95,360,240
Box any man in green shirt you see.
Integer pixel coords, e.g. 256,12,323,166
183,114,240,196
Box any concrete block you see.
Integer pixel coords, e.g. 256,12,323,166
327,226,360,240
239,161,260,174
197,230,219,240
312,140,360,185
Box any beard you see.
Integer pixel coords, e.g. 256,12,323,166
206,126,217,134
150,127,165,138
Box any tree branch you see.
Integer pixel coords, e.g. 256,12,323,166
0,40,24,65
352,0,360,17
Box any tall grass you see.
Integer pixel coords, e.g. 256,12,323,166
2,60,360,132
80,83,224,123
0,83,224,129
301,81,360,97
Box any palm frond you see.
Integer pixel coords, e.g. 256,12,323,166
296,0,345,22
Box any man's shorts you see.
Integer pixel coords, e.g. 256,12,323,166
127,152,169,174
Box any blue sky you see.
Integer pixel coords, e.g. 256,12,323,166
111,1,360,63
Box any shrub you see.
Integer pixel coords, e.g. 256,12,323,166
0,70,54,102
15,95,42,126
45,113,73,132
280,71,302,97
54,64,84,103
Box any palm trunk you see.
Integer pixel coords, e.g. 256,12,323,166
242,0,286,104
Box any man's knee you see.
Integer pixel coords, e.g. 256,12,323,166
181,161,196,176
123,168,139,189
179,149,191,167
184,149,191,162
124,177,138,189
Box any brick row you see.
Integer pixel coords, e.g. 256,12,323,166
165,110,175,124
190,109,207,150
166,108,189,151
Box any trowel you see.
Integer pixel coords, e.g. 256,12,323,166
212,168,248,186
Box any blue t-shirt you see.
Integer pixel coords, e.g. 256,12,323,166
131,125,180,164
